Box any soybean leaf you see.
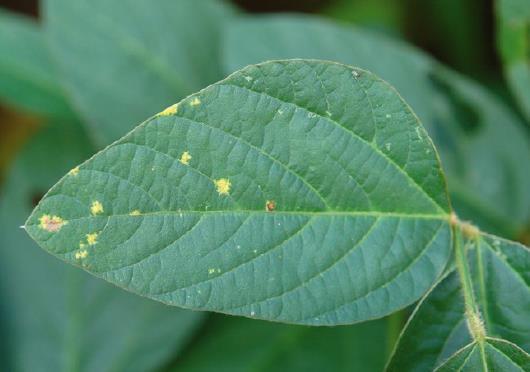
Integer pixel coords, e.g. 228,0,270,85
44,0,235,145
387,234,530,371
386,272,472,371
496,0,530,123
435,338,530,371
26,60,452,326
0,8,73,117
0,120,203,371
222,14,530,239
173,314,391,372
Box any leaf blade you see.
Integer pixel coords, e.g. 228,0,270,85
26,60,452,325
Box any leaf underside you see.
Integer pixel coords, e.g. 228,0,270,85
27,60,452,325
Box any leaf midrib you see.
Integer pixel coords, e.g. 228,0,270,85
26,209,449,228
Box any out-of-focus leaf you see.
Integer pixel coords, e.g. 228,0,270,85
25,60,452,326
435,338,530,371
322,0,405,36
221,14,530,239
0,120,203,371
44,0,235,145
387,235,530,371
0,8,73,117
173,314,390,372
430,68,530,237
497,0,530,123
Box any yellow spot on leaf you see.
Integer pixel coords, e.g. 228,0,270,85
158,103,178,116
86,232,98,246
179,151,192,165
69,167,80,176
129,210,141,216
208,268,216,274
75,250,88,259
39,214,67,232
190,97,201,106
90,201,104,215
214,178,231,196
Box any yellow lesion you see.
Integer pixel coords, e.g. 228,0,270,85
69,167,80,176
129,210,141,216
75,250,88,260
189,97,201,106
179,151,192,165
90,201,104,216
214,178,231,196
39,214,67,232
158,103,179,116
86,232,99,246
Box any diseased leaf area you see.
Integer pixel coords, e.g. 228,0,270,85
27,60,452,325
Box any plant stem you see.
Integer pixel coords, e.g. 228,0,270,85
453,224,488,369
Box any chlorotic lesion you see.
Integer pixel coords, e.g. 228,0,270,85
214,178,231,196
129,210,141,216
265,200,276,212
90,201,104,216
179,151,192,165
158,103,179,116
75,250,88,260
86,232,99,246
189,97,201,106
69,167,80,176
39,214,67,232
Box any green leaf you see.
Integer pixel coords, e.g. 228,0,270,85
44,0,235,145
435,338,530,371
26,60,452,326
387,234,530,370
173,314,391,372
496,0,530,123
386,272,472,371
222,14,530,239
0,8,73,117
430,68,530,238
0,120,203,371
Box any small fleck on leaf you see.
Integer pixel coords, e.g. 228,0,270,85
26,60,452,325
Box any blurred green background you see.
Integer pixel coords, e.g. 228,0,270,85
0,0,528,371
